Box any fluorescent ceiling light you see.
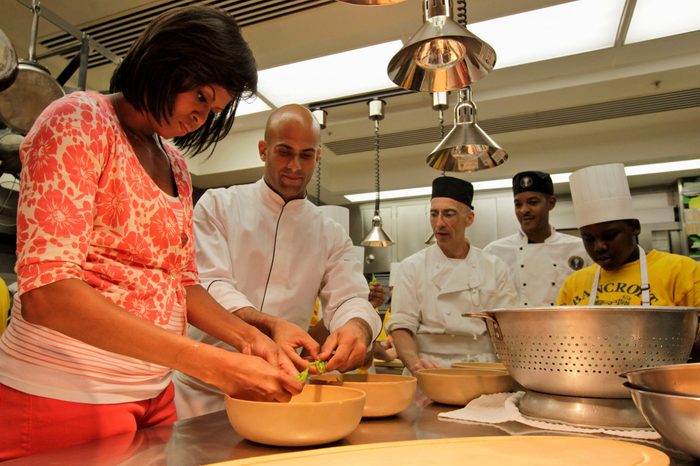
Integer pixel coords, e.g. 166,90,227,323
344,159,700,203
257,41,403,106
346,187,431,203
235,95,271,117
625,0,700,44
469,0,626,69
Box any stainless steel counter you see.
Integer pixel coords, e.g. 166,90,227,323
4,395,697,465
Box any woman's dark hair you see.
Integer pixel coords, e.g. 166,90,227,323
110,5,257,155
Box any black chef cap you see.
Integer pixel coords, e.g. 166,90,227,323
431,176,474,209
512,171,553,196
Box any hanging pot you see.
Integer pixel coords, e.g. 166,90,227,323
0,128,23,176
0,60,65,134
0,29,18,92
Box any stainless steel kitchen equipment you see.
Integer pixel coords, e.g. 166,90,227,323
0,1,64,134
518,390,648,429
0,129,23,176
626,381,700,458
621,362,700,397
473,306,698,398
0,29,18,92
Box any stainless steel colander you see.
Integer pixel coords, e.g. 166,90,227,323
472,306,699,398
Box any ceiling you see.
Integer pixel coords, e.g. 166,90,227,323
2,0,700,206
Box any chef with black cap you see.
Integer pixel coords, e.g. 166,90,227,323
387,176,517,374
485,171,591,307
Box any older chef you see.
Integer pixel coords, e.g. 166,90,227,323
388,176,517,374
174,104,381,419
485,171,590,307
557,163,700,308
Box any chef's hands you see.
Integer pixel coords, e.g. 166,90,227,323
368,283,385,308
410,358,443,374
269,318,321,372
318,318,373,372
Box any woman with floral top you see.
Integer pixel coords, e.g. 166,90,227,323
0,6,309,460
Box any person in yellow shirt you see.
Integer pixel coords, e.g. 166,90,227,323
0,277,10,335
556,163,700,309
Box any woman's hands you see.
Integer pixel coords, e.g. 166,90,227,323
187,344,303,402
268,318,321,372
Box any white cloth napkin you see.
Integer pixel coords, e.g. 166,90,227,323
438,391,660,440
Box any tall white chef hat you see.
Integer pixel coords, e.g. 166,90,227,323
388,262,401,287
569,163,636,228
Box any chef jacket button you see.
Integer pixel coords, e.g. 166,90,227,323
519,247,523,250
522,283,527,287
553,264,557,267
524,302,528,306
551,282,556,286
550,303,554,306
520,264,524,268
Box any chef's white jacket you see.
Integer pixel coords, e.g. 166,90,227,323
174,179,380,418
387,244,517,366
484,228,591,307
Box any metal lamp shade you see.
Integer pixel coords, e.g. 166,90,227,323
361,214,394,247
387,13,496,92
426,95,507,172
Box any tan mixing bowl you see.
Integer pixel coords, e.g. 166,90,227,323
224,385,365,447
450,361,508,371
416,368,517,406
310,373,417,417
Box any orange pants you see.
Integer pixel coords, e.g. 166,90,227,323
0,382,177,461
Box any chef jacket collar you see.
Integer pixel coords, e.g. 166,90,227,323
430,244,481,293
257,178,308,209
516,225,557,245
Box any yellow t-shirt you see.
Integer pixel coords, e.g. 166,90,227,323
556,250,700,307
377,309,391,342
0,277,10,335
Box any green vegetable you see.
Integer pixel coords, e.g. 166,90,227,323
295,360,327,383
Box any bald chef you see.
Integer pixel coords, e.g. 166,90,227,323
388,176,517,374
485,171,591,307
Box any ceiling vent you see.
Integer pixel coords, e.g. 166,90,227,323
39,0,333,70
325,87,700,155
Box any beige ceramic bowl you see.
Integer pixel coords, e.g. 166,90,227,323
416,368,517,406
450,361,508,371
224,385,366,447
310,373,417,417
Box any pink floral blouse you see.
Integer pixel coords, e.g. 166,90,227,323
0,92,199,403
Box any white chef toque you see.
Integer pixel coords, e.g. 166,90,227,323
388,262,401,287
569,163,636,228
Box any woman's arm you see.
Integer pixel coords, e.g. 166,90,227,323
21,279,302,401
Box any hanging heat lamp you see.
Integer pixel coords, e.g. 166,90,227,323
311,108,327,206
425,91,448,245
387,0,496,93
425,86,507,172
360,99,394,247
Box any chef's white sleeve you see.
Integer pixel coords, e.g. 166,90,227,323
318,227,381,340
386,260,420,334
193,191,255,312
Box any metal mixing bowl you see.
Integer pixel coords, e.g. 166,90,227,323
626,382,700,458
621,362,700,396
473,306,699,398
